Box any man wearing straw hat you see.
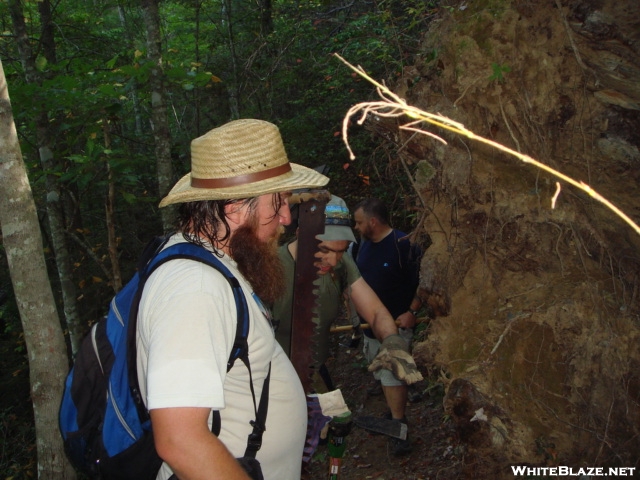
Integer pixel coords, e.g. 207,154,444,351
136,119,328,480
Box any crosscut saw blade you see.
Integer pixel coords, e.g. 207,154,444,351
289,189,330,394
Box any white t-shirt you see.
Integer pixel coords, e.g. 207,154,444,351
137,235,307,480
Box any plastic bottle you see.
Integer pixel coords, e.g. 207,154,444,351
327,411,352,479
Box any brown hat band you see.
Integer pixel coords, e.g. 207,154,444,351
190,163,292,189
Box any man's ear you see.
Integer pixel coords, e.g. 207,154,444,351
224,202,247,226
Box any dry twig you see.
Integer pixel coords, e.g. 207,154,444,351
490,312,531,356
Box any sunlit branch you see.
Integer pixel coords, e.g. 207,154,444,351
333,53,640,237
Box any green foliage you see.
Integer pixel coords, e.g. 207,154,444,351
311,449,327,465
424,379,446,404
350,357,370,371
489,62,511,83
0,0,439,340
413,319,430,338
424,47,440,64
415,160,436,189
446,0,508,56
405,1,440,29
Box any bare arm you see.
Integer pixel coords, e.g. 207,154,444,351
151,407,251,480
348,277,398,340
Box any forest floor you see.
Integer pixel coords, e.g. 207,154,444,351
306,328,467,480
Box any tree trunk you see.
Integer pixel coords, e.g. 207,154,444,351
141,0,175,233
8,0,82,354
102,121,123,292
37,0,57,64
117,4,143,137
259,0,273,37
0,59,76,480
194,0,202,136
222,0,240,118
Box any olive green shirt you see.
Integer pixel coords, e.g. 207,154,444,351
272,240,361,365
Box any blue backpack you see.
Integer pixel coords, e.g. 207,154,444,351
59,238,250,480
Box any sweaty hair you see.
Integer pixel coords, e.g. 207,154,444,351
177,199,235,251
354,197,390,225
176,194,286,251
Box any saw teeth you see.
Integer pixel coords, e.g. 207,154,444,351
310,278,323,367
288,192,330,394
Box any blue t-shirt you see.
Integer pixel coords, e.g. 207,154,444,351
353,229,422,337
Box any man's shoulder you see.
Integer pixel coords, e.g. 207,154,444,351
392,228,409,240
392,230,423,268
394,229,422,249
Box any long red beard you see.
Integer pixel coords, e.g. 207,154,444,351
229,224,285,305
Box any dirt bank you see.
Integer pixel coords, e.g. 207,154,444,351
365,0,640,473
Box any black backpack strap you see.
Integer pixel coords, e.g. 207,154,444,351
244,362,271,458
211,361,270,445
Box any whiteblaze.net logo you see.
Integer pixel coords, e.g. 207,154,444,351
511,466,636,477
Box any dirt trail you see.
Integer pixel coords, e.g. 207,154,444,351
306,329,463,480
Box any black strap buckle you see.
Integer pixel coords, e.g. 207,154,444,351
246,421,264,452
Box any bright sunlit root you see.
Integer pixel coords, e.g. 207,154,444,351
333,53,640,237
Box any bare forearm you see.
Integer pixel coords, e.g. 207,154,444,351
151,408,251,480
350,278,398,340
369,306,399,340
163,433,249,480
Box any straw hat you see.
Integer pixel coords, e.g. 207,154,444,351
317,195,356,243
159,119,329,207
